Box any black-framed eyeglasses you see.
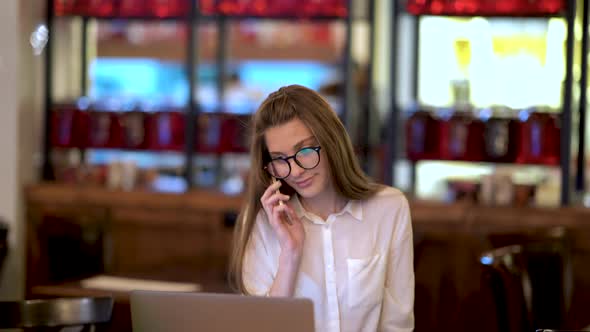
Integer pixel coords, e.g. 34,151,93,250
265,146,321,179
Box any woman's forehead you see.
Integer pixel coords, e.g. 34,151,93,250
264,118,315,154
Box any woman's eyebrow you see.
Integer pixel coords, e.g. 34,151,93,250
268,136,316,156
293,136,317,150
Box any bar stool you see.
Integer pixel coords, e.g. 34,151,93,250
480,228,572,332
0,296,114,331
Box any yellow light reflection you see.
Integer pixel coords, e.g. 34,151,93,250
418,17,566,110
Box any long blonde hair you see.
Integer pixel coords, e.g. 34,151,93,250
228,85,381,294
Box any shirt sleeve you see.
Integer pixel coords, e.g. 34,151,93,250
379,195,415,331
242,211,276,296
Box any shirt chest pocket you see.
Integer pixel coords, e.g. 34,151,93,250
346,254,386,308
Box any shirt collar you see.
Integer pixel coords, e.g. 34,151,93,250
291,194,363,224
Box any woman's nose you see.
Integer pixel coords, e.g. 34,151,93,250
288,158,305,178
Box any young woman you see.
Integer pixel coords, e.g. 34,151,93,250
229,85,414,332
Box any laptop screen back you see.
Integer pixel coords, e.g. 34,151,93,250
130,290,315,332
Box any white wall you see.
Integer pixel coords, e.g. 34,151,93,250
0,0,43,299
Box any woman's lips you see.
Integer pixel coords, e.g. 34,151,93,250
295,176,314,188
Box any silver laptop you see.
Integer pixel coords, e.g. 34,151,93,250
130,290,315,332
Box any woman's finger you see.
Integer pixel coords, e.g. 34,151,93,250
266,193,290,207
270,206,290,233
260,180,282,205
275,204,297,226
285,205,299,222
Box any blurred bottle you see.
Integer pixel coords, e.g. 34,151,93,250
87,111,123,148
119,0,151,17
75,0,116,17
302,0,323,17
220,154,246,195
195,113,221,153
120,160,139,191
452,38,471,108
481,107,518,163
534,169,561,207
406,0,429,15
515,108,560,165
438,109,485,161
248,0,269,16
493,173,515,206
326,0,348,17
427,0,445,14
51,103,80,148
54,0,77,16
303,0,347,17
149,0,190,18
106,161,123,190
119,111,148,150
193,155,218,188
405,108,441,161
534,0,564,14
199,0,217,15
218,0,249,15
89,0,116,16
215,0,346,17
265,0,296,16
218,116,245,153
86,100,124,149
451,79,471,109
405,0,565,15
147,110,186,151
225,115,249,153
480,0,521,15
55,149,84,184
446,0,479,15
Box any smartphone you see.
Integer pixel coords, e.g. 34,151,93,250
272,177,293,225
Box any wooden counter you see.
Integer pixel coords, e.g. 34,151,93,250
411,199,590,229
25,183,245,211
25,184,243,294
24,183,590,332
26,183,590,227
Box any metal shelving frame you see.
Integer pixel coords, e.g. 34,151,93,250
42,1,373,187
387,0,584,205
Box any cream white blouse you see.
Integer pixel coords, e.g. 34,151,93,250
243,186,415,332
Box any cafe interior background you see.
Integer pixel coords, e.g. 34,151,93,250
0,0,590,331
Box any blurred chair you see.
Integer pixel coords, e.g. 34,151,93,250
414,231,501,332
480,227,573,332
0,296,114,331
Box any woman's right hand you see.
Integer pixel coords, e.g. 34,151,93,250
260,180,306,261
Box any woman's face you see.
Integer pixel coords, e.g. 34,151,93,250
264,117,331,199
